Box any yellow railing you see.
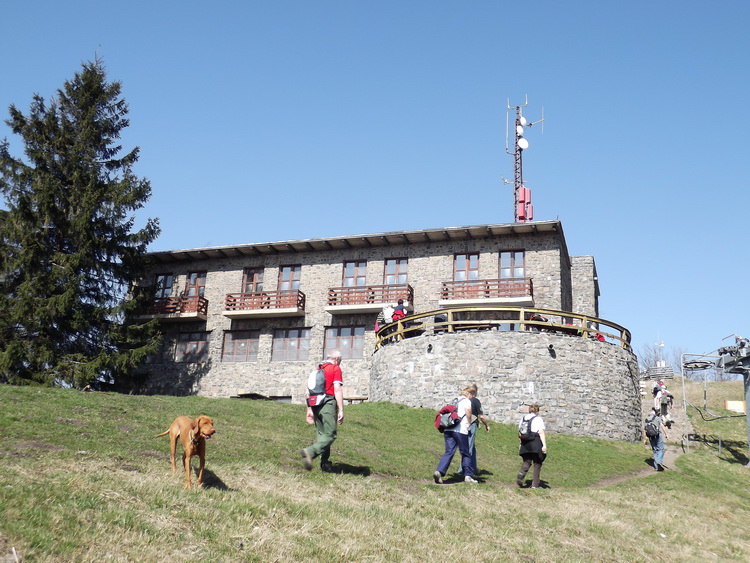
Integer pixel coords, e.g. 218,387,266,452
374,306,631,351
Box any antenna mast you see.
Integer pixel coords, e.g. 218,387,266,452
503,96,544,223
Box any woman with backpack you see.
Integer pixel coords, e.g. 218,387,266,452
516,403,547,488
433,386,478,484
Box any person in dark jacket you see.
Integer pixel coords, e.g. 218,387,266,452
516,403,547,488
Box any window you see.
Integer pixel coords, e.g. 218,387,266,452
279,265,301,292
154,274,174,299
454,253,479,282
185,271,206,297
243,268,264,293
384,258,408,285
343,261,367,287
325,326,365,360
272,328,311,361
175,332,210,363
222,330,260,363
500,251,525,279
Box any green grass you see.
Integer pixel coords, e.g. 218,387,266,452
1,384,750,562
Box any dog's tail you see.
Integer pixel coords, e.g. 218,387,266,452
155,430,170,438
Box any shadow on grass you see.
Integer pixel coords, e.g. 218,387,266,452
688,435,749,465
324,462,371,476
200,468,237,491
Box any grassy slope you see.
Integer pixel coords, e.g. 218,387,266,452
1,384,749,562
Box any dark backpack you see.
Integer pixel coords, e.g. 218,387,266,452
306,364,331,407
518,415,537,441
644,416,660,438
435,398,463,432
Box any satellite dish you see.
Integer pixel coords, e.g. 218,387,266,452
519,116,527,126
518,138,529,150
516,125,524,137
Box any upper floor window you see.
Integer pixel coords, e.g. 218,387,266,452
175,332,209,363
325,326,365,360
279,265,301,292
243,267,264,293
500,251,525,279
384,258,408,285
343,261,367,287
271,328,310,361
454,253,479,282
154,274,174,299
185,271,206,298
222,330,260,363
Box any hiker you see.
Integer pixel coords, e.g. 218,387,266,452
433,386,478,484
516,403,547,488
643,407,669,471
659,386,673,418
392,299,407,320
301,350,344,472
458,383,490,477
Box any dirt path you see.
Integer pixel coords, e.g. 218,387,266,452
589,443,683,488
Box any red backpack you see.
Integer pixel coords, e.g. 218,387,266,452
434,398,463,432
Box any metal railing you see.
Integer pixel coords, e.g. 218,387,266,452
327,283,413,306
145,295,209,316
375,306,631,351
224,290,306,312
440,278,533,300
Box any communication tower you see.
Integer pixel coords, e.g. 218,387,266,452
503,96,544,223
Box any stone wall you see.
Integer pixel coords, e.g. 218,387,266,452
370,329,641,442
571,255,599,317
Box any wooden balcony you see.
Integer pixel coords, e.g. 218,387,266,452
325,284,414,314
223,290,306,318
139,296,209,322
439,278,533,307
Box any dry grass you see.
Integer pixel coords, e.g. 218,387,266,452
1,384,750,562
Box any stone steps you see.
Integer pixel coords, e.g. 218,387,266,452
641,378,693,443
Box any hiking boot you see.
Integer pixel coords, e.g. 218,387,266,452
464,476,478,484
433,471,443,484
300,449,312,471
516,473,525,487
321,462,334,473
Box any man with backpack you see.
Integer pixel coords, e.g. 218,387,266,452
643,407,669,471
301,350,344,472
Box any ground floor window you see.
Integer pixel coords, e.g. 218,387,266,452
222,330,260,362
325,326,365,360
175,332,210,363
272,328,311,361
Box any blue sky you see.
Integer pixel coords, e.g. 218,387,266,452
2,1,749,360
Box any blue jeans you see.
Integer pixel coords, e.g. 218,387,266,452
458,423,479,474
436,430,473,478
649,433,665,467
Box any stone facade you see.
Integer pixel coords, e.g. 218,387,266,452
370,329,641,442
129,220,637,441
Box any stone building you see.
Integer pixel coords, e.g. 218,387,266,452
131,219,641,441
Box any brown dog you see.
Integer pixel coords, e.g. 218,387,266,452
156,415,216,489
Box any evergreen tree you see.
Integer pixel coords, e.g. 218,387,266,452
0,60,160,387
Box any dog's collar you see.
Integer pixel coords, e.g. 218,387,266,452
190,431,200,445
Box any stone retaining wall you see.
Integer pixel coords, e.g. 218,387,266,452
371,329,641,442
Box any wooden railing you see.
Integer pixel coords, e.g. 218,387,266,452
225,290,306,312
327,283,413,306
145,295,208,316
375,306,632,351
441,278,533,300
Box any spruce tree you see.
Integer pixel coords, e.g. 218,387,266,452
0,60,161,387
